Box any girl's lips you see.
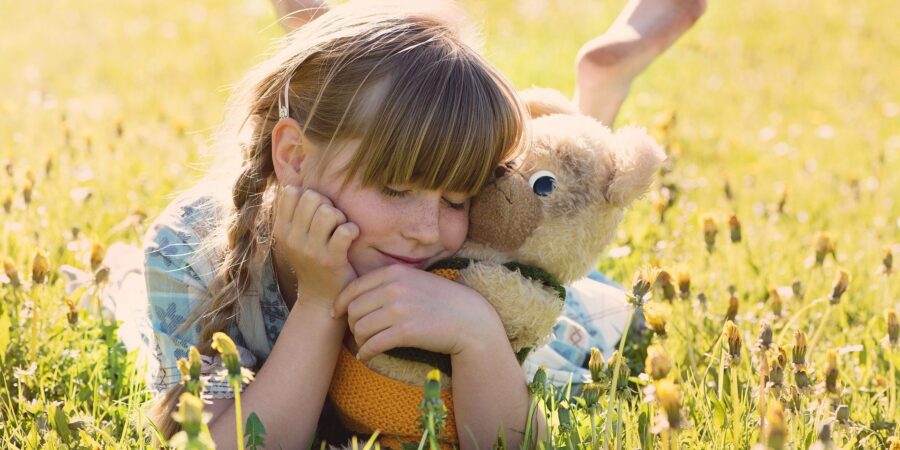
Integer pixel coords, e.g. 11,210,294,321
376,250,429,268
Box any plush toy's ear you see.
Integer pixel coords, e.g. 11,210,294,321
519,87,579,118
606,126,667,207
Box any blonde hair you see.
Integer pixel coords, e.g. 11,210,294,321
149,0,525,439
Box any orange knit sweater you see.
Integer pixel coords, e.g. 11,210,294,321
328,345,457,450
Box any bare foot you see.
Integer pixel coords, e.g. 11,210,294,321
574,0,706,126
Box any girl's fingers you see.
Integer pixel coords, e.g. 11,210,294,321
327,222,358,256
345,288,385,330
291,189,331,237
350,307,393,350
308,204,346,244
357,326,405,363
333,265,399,318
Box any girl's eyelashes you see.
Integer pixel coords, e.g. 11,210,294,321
380,186,468,211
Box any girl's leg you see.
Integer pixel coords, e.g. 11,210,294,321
574,0,706,126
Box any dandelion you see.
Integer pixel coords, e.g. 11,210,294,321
94,266,110,285
788,282,802,302
64,295,78,326
2,257,20,288
723,178,733,201
794,367,810,389
677,269,691,300
169,392,216,450
769,346,787,386
631,266,661,305
776,185,788,214
655,379,684,429
888,436,900,450
725,292,739,322
178,347,205,398
658,270,677,301
645,345,672,380
702,214,717,253
2,191,11,213
883,246,894,274
757,322,773,351
644,303,668,337
582,382,602,408
765,402,787,450
25,168,36,184
814,232,835,266
834,404,849,423
22,179,33,205
528,365,548,398
824,350,839,394
89,242,106,271
792,330,807,366
31,249,49,285
769,287,783,317
727,213,742,243
418,369,447,448
588,347,605,383
828,269,850,304
886,309,899,347
724,321,742,362
211,332,249,450
607,350,630,390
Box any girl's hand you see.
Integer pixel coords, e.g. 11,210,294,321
332,264,506,362
273,186,359,309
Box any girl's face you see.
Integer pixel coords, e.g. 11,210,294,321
300,141,472,276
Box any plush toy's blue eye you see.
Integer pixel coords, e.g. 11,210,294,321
528,170,556,196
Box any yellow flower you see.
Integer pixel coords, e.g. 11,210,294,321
766,402,787,450
702,214,718,253
792,329,807,366
814,232,835,266
829,269,850,304
588,347,605,383
727,213,742,243
211,332,241,379
676,269,691,300
630,266,661,304
723,321,742,360
89,242,106,271
2,257,20,287
31,249,49,285
886,308,899,346
645,345,672,381
644,303,668,337
654,379,683,429
824,350,839,394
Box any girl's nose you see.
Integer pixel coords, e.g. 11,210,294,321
400,199,441,245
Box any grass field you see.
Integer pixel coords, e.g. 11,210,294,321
1,0,898,448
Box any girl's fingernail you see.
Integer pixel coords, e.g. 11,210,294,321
355,353,361,361
330,308,335,318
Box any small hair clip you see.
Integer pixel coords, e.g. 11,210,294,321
278,81,290,120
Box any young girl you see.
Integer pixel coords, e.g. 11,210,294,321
144,1,535,448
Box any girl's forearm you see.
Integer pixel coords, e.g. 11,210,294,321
451,330,536,450
207,302,345,450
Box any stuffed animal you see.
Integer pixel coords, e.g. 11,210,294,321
327,87,666,448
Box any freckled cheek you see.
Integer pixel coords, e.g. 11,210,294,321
440,210,469,251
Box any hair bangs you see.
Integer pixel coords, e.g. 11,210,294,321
344,41,525,195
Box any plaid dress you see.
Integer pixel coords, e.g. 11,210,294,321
135,192,629,399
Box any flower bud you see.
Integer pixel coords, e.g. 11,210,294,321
883,246,894,274
723,321,742,361
607,351,630,389
824,350,839,394
211,332,241,379
654,379,683,430
89,242,106,272
94,266,110,285
791,279,803,298
529,365,548,397
658,270,676,301
814,232,835,266
22,179,33,205
757,322,773,350
728,213,742,243
725,293,739,322
769,346,787,386
677,269,691,300
794,366,810,389
424,369,442,401
582,382,602,408
630,266,661,304
588,347,605,383
31,249,49,285
702,214,718,253
170,392,211,438
2,191,11,213
2,257,20,288
792,330,807,366
645,345,672,380
776,185,788,214
829,269,850,304
835,404,850,423
644,303,668,337
886,308,899,346
769,287,783,317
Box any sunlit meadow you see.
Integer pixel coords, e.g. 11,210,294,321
1,0,898,448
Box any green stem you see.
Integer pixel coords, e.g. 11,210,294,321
233,380,245,450
890,351,896,420
606,306,637,449
807,304,833,354
730,365,741,446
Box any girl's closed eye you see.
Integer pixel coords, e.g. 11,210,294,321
381,186,469,211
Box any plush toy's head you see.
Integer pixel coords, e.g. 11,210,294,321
464,88,666,284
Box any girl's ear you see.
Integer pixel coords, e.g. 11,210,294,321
272,118,310,185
